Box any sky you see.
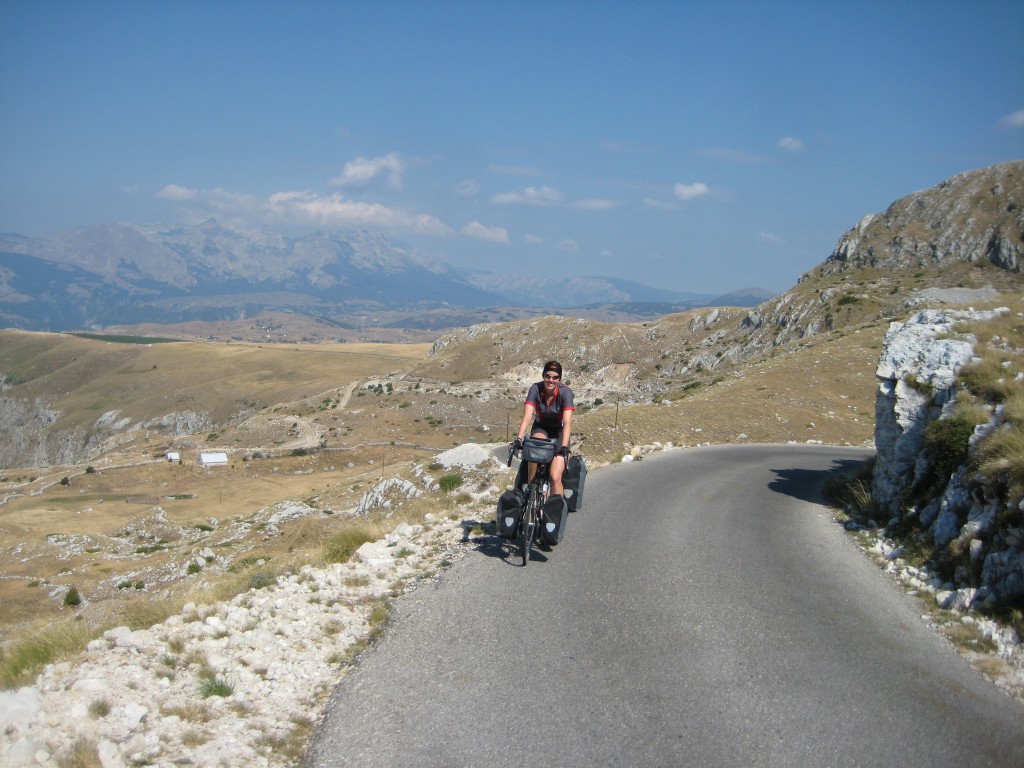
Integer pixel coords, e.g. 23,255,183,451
1,1,1022,296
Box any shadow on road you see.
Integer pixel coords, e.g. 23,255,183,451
461,519,551,566
767,457,871,505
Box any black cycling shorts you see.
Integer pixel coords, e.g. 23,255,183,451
531,422,566,446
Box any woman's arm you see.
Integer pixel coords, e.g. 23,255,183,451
560,409,573,449
516,403,536,441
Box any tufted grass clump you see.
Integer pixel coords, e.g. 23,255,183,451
256,714,316,764
56,737,98,768
0,621,95,689
322,522,383,565
199,673,234,698
88,698,111,719
973,427,1024,502
824,457,878,524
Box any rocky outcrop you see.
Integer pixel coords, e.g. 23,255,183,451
871,309,989,513
871,307,1023,608
816,161,1024,278
0,401,211,469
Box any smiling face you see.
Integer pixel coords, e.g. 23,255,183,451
542,370,560,393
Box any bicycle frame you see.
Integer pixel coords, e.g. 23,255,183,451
507,442,554,566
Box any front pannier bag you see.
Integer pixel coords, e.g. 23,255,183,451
496,490,523,538
521,437,555,465
563,455,588,512
541,495,568,545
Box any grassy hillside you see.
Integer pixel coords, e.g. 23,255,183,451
2,258,1022,688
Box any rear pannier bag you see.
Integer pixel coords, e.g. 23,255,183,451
563,455,588,512
522,437,555,465
496,490,523,539
541,495,568,545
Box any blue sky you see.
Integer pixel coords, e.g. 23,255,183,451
1,1,1022,295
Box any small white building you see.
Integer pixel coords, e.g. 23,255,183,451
198,452,229,467
166,451,181,462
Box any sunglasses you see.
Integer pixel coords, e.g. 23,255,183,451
543,373,560,380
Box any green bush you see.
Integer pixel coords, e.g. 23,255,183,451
438,474,463,492
925,417,970,483
63,586,81,606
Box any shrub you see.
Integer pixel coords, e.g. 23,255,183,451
927,415,974,470
247,568,278,590
64,586,82,606
438,474,463,492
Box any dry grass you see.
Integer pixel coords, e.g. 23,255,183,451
0,310,897,688
3,280,1023,689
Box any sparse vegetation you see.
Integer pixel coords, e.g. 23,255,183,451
198,674,234,698
0,621,95,689
323,522,383,565
438,474,463,492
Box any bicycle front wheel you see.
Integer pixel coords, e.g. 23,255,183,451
520,492,537,566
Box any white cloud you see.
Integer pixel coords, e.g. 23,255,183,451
269,190,447,231
329,152,404,191
571,198,619,210
999,109,1024,129
558,239,579,252
523,234,543,244
158,183,452,235
758,231,784,244
674,182,710,201
491,186,562,206
461,221,509,242
157,184,198,201
777,136,804,152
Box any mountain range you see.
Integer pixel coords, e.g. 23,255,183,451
0,220,770,331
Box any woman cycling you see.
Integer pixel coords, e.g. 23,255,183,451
512,360,575,498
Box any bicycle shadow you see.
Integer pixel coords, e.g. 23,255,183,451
460,519,551,565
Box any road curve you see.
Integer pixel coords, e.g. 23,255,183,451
304,444,1024,768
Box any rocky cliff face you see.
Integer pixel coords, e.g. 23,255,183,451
815,161,1024,278
871,307,1023,607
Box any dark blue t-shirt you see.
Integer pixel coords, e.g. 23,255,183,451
525,381,575,431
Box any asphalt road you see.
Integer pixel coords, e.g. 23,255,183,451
303,444,1024,768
